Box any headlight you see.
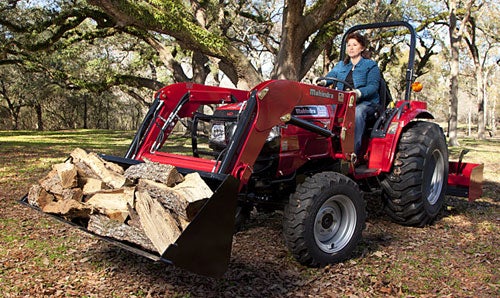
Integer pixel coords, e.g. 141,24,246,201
210,122,280,152
209,122,226,145
387,122,399,135
209,121,238,149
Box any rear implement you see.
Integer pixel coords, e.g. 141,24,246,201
447,150,484,201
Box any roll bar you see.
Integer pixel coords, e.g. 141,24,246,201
339,21,417,101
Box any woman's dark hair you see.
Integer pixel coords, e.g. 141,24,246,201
343,32,371,64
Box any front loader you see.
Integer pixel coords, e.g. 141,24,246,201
21,21,483,278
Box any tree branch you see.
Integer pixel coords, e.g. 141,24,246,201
88,0,261,87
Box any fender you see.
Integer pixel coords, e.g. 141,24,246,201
368,100,435,172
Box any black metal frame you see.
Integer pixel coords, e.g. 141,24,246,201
125,95,163,159
287,116,334,138
340,21,419,139
340,21,417,102
218,91,258,174
191,112,238,157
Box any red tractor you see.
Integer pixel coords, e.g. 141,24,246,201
22,21,483,277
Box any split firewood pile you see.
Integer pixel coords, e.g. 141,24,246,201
27,148,213,254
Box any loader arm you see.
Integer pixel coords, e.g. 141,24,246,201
131,80,356,184
127,83,249,161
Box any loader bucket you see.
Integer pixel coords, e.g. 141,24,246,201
446,151,484,201
20,155,240,278
162,173,239,277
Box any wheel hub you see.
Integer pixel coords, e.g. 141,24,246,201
316,207,340,241
427,149,445,205
314,195,357,254
321,213,334,229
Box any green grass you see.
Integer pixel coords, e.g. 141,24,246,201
0,129,135,155
0,130,136,183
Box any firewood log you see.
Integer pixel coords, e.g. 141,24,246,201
53,162,78,189
124,160,184,186
54,188,83,202
137,179,186,219
27,184,55,209
82,178,106,195
135,190,181,254
70,148,127,189
42,199,92,219
87,214,156,252
171,172,213,220
39,169,63,195
137,172,212,222
85,187,135,223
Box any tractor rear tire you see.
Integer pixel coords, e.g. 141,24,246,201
283,172,366,267
381,121,448,227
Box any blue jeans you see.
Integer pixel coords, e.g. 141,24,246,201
355,102,378,156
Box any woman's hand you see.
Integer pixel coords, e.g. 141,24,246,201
313,77,327,86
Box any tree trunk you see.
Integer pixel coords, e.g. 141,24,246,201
272,0,355,81
448,0,460,146
468,108,472,136
492,94,497,137
464,17,486,139
272,1,305,80
448,65,460,146
106,99,110,129
192,52,210,84
35,103,44,131
0,79,21,130
11,107,20,130
83,94,88,129
476,68,485,139
323,43,333,75
447,0,473,146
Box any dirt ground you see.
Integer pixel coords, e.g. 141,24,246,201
0,134,498,297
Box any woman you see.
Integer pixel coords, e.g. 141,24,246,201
323,32,381,159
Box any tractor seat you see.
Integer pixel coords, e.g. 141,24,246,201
365,77,392,130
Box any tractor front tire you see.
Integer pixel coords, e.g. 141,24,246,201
283,172,366,267
381,121,448,227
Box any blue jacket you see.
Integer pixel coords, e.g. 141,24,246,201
325,57,381,105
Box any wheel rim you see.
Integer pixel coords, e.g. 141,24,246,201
427,149,445,205
314,195,357,254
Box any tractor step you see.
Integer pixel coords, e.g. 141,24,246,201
353,164,380,178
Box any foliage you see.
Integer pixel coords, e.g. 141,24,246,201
0,0,498,137
0,1,164,130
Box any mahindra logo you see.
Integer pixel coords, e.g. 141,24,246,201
295,107,317,115
310,88,334,99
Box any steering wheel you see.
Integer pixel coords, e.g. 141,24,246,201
317,76,355,91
